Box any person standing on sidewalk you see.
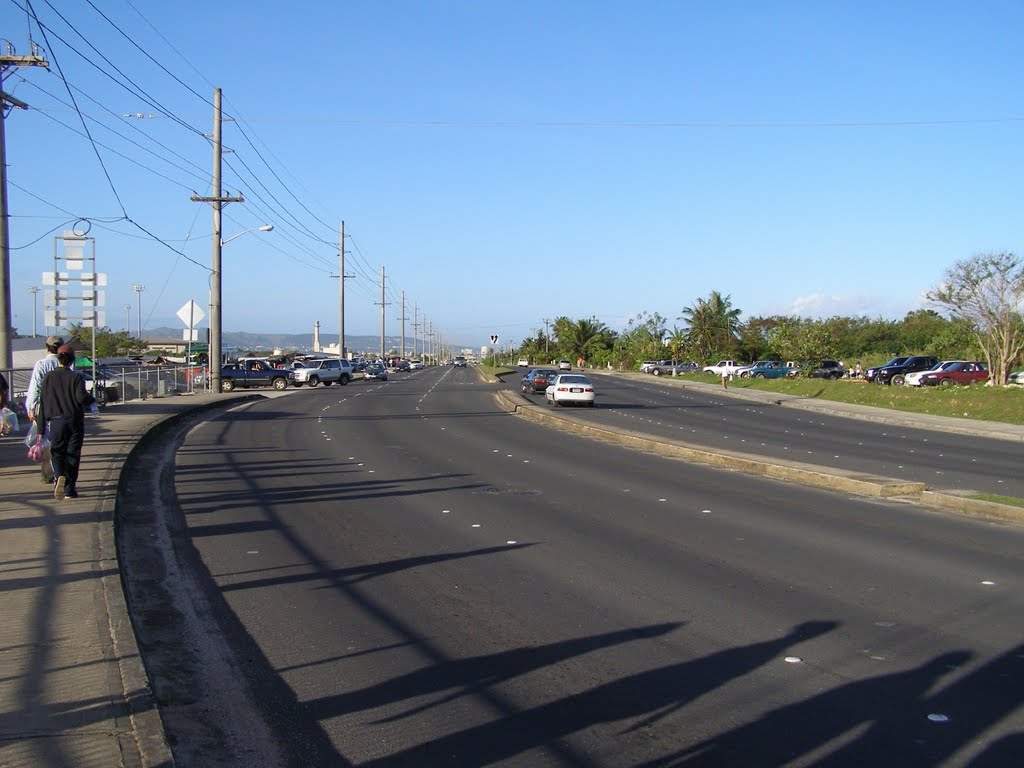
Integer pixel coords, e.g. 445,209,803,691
37,344,95,499
25,335,64,483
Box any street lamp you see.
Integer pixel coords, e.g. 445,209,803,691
124,303,131,333
210,224,273,393
27,286,40,337
132,284,145,338
222,224,273,247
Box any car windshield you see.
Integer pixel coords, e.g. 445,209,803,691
884,357,910,367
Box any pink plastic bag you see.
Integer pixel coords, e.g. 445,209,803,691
27,437,46,463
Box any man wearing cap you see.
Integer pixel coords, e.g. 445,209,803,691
37,344,95,499
25,335,64,484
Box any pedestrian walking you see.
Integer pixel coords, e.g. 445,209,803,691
721,370,730,389
37,344,95,499
25,335,64,483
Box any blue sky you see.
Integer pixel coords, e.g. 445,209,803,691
3,1,1021,350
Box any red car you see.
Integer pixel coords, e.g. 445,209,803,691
919,361,989,386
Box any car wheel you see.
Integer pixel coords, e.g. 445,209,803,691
830,372,841,380
272,377,288,391
324,380,334,386
940,378,954,386
339,375,350,385
221,379,235,392
891,374,906,386
754,373,766,379
308,375,320,387
652,368,662,376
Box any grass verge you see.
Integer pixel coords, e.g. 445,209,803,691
969,493,1024,508
674,374,1024,425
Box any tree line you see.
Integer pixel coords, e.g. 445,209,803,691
515,252,1024,385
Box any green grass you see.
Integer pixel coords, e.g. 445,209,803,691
479,364,515,377
970,493,1024,508
675,373,1024,425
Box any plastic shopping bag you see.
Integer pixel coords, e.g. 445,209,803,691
27,437,45,463
24,420,39,448
0,407,17,436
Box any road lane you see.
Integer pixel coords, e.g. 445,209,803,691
165,366,1024,766
510,372,1024,498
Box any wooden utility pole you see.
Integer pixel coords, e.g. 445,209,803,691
0,44,48,367
191,88,243,393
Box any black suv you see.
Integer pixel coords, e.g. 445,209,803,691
867,355,939,386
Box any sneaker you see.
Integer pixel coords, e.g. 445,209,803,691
54,476,66,500
65,488,79,499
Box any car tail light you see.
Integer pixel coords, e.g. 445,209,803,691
585,387,593,392
557,386,569,391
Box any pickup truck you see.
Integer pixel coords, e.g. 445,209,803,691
220,360,295,391
702,360,743,376
292,358,353,387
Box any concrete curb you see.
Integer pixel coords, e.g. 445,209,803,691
103,394,262,768
493,388,1024,522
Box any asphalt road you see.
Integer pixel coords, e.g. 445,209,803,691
509,371,1024,499
146,366,1023,767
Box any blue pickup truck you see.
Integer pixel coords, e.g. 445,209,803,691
220,360,295,391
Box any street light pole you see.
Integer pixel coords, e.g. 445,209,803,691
132,284,145,338
27,285,40,337
123,303,131,333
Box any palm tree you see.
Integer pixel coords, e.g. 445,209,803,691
680,291,743,360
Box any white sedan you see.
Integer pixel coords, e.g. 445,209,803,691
905,360,963,386
545,373,596,407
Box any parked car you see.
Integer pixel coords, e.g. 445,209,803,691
805,360,846,380
919,361,989,386
220,361,295,391
905,361,961,387
736,360,778,378
640,360,671,373
545,373,596,407
746,361,798,379
649,361,698,376
394,359,412,372
868,355,939,386
557,360,572,371
702,360,742,376
521,368,559,394
409,359,424,370
364,362,388,380
1009,370,1024,386
292,358,353,387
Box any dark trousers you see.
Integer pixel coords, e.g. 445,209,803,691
47,415,85,489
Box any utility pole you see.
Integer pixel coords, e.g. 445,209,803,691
336,220,354,359
412,303,420,358
377,266,390,360
0,42,48,367
123,303,131,333
543,317,551,355
398,291,408,360
192,88,243,394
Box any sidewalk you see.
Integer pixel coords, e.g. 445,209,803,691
0,393,248,768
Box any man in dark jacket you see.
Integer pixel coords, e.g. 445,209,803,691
37,344,95,499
